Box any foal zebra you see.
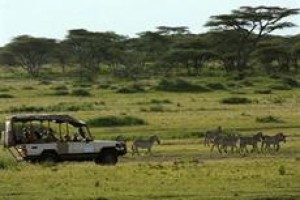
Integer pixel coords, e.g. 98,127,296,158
261,133,286,152
239,132,263,153
132,135,161,155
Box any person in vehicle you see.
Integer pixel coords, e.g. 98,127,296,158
45,128,58,142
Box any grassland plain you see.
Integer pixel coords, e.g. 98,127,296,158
0,76,300,200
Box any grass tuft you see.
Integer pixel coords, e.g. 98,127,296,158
71,89,92,97
0,93,14,98
256,115,284,123
221,97,252,104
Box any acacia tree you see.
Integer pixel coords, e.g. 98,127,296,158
205,6,299,77
3,35,56,78
65,29,125,81
156,26,190,35
51,41,74,74
162,34,216,75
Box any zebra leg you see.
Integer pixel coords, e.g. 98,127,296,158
261,142,264,153
276,144,280,152
217,144,222,153
148,148,151,154
210,144,215,152
131,145,135,156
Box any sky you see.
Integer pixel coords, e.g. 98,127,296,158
0,0,300,46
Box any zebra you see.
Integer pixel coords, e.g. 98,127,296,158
210,134,225,153
239,132,263,153
219,134,240,153
204,126,223,147
210,133,239,153
261,133,287,152
132,135,160,155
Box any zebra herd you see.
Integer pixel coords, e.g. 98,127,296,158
205,126,287,154
115,126,287,155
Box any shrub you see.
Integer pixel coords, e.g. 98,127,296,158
98,84,110,89
254,89,272,94
256,115,284,123
278,165,286,175
282,77,299,87
206,83,227,90
8,105,45,113
52,85,68,90
149,105,165,112
87,116,146,127
73,83,92,88
269,84,292,90
53,90,69,96
239,79,254,86
221,97,252,104
157,79,210,92
0,94,14,98
117,83,146,94
39,80,52,85
230,90,248,94
150,99,172,104
0,87,10,92
71,89,91,97
22,86,34,90
270,96,286,104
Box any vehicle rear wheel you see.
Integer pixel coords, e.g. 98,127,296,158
95,150,118,165
39,152,58,164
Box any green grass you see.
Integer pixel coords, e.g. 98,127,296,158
0,74,300,199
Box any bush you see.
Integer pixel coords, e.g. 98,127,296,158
239,79,254,86
206,83,227,90
98,84,110,89
230,90,248,94
53,90,69,96
8,105,45,113
150,99,172,104
22,86,34,90
254,89,272,94
117,83,146,94
71,89,91,97
256,115,284,123
87,116,146,127
282,77,299,87
157,79,210,92
269,84,292,90
221,97,252,104
73,83,92,88
0,94,14,98
149,105,165,112
52,85,68,90
39,80,52,85
278,165,286,175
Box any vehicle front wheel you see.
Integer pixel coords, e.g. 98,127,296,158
95,150,118,165
39,152,58,164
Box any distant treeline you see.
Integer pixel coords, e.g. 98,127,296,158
0,6,300,80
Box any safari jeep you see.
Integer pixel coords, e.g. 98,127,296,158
1,114,127,165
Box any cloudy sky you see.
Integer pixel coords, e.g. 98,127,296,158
0,0,299,46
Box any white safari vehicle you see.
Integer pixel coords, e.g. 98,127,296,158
1,114,127,165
